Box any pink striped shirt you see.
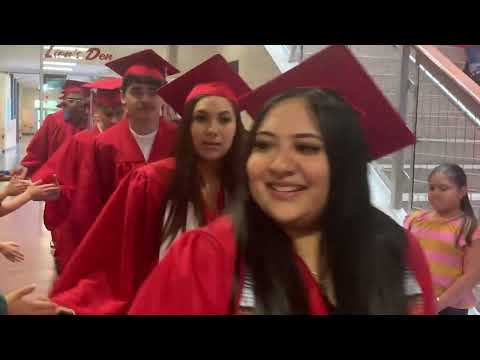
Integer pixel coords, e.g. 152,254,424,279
404,210,479,309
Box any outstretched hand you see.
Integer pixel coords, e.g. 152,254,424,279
0,242,24,263
5,285,59,315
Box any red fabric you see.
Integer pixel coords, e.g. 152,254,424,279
93,117,177,203
36,116,175,272
50,158,227,314
63,81,89,97
82,78,123,109
129,216,435,315
95,89,122,108
185,82,239,107
106,49,179,80
82,77,122,90
64,80,87,90
32,127,102,271
125,65,165,81
157,54,251,115
63,87,86,96
128,216,239,315
239,45,416,160
21,110,86,177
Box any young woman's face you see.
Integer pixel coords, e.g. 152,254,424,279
428,171,467,214
247,97,330,232
190,96,237,161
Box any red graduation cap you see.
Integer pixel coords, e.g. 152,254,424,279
82,77,123,90
63,80,88,96
82,77,123,108
95,90,122,108
105,49,179,81
157,54,251,115
240,45,415,160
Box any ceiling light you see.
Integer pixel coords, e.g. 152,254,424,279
43,61,77,66
43,66,73,72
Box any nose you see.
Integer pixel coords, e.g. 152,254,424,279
139,93,152,102
268,148,296,177
205,121,220,137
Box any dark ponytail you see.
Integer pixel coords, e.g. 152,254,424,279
429,163,478,247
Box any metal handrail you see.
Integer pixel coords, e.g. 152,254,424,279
413,45,480,115
292,45,480,214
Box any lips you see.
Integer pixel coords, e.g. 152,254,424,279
203,141,221,148
266,182,307,200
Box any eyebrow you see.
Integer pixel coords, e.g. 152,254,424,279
194,110,233,116
131,85,157,91
256,131,323,140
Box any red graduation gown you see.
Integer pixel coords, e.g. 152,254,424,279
93,117,177,204
128,216,436,315
50,158,226,315
37,117,175,272
21,110,86,177
32,127,102,271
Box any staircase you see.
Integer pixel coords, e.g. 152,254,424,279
299,45,480,312
301,45,480,217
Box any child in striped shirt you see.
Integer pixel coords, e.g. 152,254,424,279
405,163,480,315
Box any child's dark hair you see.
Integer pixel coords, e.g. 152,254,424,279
429,163,478,247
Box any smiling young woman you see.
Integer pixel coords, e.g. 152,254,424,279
128,46,435,315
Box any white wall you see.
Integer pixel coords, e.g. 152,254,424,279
0,73,17,152
20,86,38,135
176,45,281,89
175,45,280,130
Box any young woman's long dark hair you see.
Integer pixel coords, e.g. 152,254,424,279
429,163,478,247
232,88,408,314
162,95,246,244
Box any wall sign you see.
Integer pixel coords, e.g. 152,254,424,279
44,46,113,61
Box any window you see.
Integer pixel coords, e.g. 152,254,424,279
9,74,19,121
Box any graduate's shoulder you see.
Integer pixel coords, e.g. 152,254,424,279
73,128,98,144
159,117,178,134
42,110,64,126
175,215,237,260
132,157,177,184
95,120,125,145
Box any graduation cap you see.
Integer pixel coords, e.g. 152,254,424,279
63,80,88,96
105,49,179,81
95,91,122,108
82,77,123,108
240,45,415,160
157,54,252,115
82,77,123,90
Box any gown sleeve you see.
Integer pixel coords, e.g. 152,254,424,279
50,167,171,314
129,218,236,315
21,115,55,177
